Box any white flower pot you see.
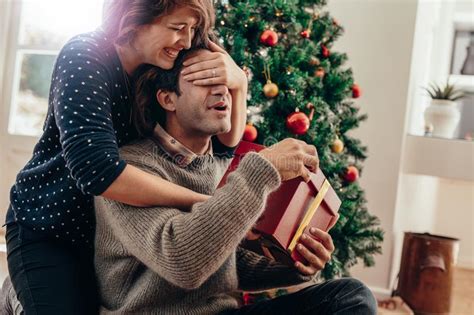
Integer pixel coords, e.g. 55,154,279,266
424,99,460,138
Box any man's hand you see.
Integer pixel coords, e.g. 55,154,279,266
293,215,339,276
259,138,319,182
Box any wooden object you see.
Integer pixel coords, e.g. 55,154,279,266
397,232,459,315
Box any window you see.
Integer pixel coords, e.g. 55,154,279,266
8,0,105,136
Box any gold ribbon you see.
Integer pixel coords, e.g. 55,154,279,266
287,179,331,253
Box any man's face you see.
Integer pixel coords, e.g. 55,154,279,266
169,50,232,137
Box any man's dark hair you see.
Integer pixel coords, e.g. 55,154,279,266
132,47,204,137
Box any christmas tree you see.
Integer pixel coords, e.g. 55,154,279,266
215,0,384,280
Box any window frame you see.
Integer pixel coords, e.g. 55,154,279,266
2,0,106,139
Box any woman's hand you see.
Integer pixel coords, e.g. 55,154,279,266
181,41,247,91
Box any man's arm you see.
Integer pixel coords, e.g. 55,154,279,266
236,247,312,292
96,152,281,290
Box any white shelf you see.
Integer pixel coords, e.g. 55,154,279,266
402,134,474,181
449,75,474,93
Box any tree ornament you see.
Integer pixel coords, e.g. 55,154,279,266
275,9,283,17
309,56,320,66
306,102,316,121
301,19,313,39
247,106,264,124
262,64,278,98
345,166,359,182
331,138,344,153
300,29,311,39
258,48,269,57
321,44,330,58
243,123,258,142
264,82,279,98
260,29,278,47
315,67,325,78
286,108,312,135
352,83,362,98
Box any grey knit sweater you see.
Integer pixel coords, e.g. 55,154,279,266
94,138,310,314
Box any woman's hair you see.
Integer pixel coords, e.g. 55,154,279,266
102,0,215,47
132,48,201,137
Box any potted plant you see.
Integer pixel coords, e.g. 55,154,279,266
423,80,465,138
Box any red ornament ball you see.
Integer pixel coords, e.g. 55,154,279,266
352,84,362,98
300,29,311,39
321,44,330,58
243,124,258,142
286,111,310,135
345,166,359,182
260,30,279,47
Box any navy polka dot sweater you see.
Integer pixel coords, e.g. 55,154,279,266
5,29,235,246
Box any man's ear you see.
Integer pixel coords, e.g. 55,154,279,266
156,89,176,112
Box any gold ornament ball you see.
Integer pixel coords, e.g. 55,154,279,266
263,81,279,98
331,138,344,153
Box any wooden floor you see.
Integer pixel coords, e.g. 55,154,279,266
0,241,472,314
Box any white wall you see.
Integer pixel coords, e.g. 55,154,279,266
394,0,474,279
327,0,418,293
329,0,474,295
433,178,474,268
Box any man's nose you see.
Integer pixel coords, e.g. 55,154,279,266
211,85,229,96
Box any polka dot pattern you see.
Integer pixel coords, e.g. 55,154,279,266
6,30,137,245
6,29,236,246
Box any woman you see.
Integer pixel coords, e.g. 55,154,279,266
5,0,247,313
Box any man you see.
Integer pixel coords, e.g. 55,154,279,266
94,48,377,314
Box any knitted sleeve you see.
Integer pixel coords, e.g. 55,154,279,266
236,247,311,291
53,35,126,196
95,152,281,289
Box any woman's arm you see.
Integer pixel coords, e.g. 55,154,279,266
101,164,209,208
54,37,208,210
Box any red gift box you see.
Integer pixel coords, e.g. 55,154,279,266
218,141,341,266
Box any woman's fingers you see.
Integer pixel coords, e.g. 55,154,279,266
182,52,220,68
191,76,225,86
182,63,221,81
208,40,227,54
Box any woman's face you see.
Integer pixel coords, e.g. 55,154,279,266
134,6,199,70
